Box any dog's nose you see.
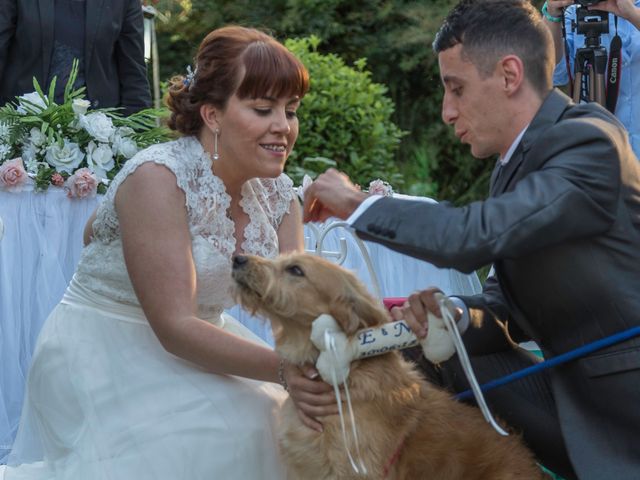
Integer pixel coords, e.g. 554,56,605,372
232,255,248,269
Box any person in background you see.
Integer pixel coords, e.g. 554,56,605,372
303,0,640,478
0,0,151,115
0,26,335,479
543,0,640,158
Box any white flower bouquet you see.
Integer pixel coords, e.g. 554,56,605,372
0,60,170,197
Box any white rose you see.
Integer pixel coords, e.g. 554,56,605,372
85,141,115,179
116,126,135,137
112,134,138,159
72,98,91,116
17,92,47,114
79,112,115,143
29,127,46,147
21,143,39,173
44,139,84,173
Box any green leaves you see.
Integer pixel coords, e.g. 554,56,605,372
285,36,406,187
33,165,55,192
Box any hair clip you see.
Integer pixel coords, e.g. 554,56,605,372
183,65,197,89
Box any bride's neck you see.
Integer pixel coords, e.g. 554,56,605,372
197,132,245,198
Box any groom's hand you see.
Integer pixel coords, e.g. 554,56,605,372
390,287,462,339
303,169,368,222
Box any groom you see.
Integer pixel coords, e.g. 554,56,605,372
303,0,640,478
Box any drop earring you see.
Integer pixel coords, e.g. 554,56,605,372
213,128,220,161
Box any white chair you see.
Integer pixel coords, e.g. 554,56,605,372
305,218,483,300
305,220,382,299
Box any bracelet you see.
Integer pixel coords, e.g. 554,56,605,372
541,1,563,23
277,358,289,392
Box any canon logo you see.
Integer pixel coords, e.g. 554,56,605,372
609,58,619,84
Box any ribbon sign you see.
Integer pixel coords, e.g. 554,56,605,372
311,293,457,386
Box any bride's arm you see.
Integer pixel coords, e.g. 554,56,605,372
115,162,285,383
277,197,304,253
83,208,98,246
117,166,336,431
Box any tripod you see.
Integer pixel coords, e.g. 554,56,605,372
571,8,609,107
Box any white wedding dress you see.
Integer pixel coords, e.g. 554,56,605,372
1,136,291,479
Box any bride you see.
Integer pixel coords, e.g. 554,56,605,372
1,26,336,479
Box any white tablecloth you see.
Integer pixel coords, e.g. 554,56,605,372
0,188,101,462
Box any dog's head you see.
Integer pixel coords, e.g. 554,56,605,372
232,252,389,364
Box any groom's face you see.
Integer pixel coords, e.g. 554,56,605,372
439,44,509,159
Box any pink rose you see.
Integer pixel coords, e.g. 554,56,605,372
0,158,28,192
368,179,393,197
51,173,65,187
65,168,98,198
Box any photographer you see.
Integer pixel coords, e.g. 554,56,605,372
543,0,640,158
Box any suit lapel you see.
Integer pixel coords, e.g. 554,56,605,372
38,0,54,81
490,90,574,342
488,159,502,196
490,89,572,196
492,144,525,195
85,0,107,72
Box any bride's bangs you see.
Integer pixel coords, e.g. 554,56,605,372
236,41,309,101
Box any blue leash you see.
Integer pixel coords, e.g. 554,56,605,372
456,326,640,401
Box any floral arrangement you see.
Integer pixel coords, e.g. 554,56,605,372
295,175,394,202
0,60,169,197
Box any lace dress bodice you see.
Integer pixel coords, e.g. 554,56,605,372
74,136,294,318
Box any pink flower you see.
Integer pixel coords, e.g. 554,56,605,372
368,179,393,197
65,168,98,198
0,157,28,192
50,173,65,187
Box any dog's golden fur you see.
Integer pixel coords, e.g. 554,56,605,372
233,253,546,479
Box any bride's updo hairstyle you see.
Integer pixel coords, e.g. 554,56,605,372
166,26,310,136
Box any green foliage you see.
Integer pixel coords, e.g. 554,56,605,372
284,36,406,186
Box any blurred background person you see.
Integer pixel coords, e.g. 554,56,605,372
0,0,151,115
543,0,640,158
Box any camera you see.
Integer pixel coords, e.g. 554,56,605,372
575,0,601,7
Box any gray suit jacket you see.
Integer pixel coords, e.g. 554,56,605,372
353,89,640,479
0,0,151,115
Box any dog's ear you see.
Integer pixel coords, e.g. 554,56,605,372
329,284,389,335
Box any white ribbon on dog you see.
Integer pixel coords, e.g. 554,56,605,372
324,331,368,476
311,293,508,470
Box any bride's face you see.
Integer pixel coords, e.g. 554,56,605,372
215,93,300,179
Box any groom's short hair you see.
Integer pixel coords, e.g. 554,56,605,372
433,0,554,95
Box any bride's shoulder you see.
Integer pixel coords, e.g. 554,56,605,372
126,136,192,170
110,137,204,190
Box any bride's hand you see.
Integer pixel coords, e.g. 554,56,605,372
283,362,338,432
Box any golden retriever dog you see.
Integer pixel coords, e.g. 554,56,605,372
232,252,546,480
